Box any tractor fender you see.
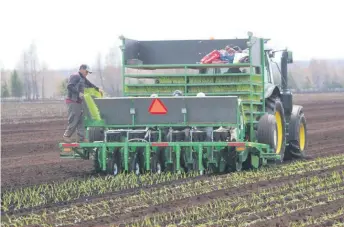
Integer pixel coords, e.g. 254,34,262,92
291,105,304,116
264,84,281,99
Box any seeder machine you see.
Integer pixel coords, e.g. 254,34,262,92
59,32,308,175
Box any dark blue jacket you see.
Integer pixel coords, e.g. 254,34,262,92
66,72,99,103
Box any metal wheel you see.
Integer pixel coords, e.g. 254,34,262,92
129,155,140,175
156,162,162,174
235,161,243,171
134,162,140,175
112,163,119,175
107,150,122,176
205,163,217,174
93,149,102,173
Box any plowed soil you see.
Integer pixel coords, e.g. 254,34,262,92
1,93,344,227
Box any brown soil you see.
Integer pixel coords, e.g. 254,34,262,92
1,93,344,226
1,120,95,189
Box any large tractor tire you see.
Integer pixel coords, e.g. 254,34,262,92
265,96,286,162
285,105,308,159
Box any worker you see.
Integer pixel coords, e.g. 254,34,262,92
63,64,103,143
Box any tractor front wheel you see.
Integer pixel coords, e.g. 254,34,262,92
285,105,308,159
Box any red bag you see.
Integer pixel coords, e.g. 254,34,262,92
201,50,220,64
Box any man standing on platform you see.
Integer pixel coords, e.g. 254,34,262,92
63,64,103,143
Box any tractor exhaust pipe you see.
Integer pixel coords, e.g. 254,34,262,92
281,50,288,92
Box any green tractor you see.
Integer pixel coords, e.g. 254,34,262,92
59,32,308,175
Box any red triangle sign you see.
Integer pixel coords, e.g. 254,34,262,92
148,98,168,115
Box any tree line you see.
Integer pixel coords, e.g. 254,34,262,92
2,43,344,99
1,70,24,98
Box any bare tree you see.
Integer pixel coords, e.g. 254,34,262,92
16,43,39,100
96,52,105,89
40,62,49,99
103,45,122,96
28,42,40,99
105,45,121,67
23,51,31,100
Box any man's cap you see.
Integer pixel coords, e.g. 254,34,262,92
80,64,92,73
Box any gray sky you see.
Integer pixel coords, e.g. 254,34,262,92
0,0,343,70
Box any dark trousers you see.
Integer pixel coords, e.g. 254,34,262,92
63,102,85,140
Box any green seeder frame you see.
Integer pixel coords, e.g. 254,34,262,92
61,141,278,173
59,33,282,174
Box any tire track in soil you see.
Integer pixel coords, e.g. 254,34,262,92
1,94,344,189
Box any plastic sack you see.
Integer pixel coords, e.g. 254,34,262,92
200,50,221,64
219,49,235,63
233,53,249,63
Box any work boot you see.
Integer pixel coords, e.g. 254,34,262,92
63,135,72,143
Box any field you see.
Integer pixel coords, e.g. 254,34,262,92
1,93,344,227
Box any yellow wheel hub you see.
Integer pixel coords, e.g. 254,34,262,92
299,122,306,151
275,111,283,154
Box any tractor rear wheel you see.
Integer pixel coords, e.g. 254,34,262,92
285,105,308,159
265,97,286,162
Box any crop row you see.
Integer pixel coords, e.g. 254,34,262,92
2,154,344,214
2,165,344,226
125,170,344,227
1,171,199,213
286,205,344,227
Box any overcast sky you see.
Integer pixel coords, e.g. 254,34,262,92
0,0,343,70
